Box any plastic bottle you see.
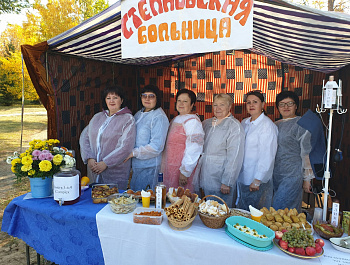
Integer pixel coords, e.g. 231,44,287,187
155,173,166,209
53,166,81,205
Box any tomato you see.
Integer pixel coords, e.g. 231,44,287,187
306,247,316,256
279,239,288,250
315,238,325,247
275,231,283,240
287,247,295,253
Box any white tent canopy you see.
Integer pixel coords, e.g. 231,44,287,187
47,0,350,73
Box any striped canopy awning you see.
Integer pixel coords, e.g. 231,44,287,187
48,0,350,73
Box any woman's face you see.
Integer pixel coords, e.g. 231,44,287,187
176,93,194,115
105,93,123,115
213,98,231,119
246,95,265,119
141,92,157,112
278,97,297,119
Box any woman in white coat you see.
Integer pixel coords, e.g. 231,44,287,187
237,91,278,211
196,94,245,207
124,85,169,191
79,86,136,189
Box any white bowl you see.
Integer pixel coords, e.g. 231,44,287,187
329,236,350,254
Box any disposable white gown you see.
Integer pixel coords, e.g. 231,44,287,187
79,108,136,190
237,113,278,211
130,108,169,190
196,114,245,207
272,116,312,211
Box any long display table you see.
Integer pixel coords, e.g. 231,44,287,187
2,189,349,265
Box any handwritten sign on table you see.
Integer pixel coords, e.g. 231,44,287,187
320,252,350,265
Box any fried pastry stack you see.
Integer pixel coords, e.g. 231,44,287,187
260,207,311,232
165,194,198,222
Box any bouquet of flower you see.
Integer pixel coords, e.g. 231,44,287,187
6,139,75,181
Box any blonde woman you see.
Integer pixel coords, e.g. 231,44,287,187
196,94,245,207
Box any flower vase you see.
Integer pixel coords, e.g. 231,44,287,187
29,177,53,198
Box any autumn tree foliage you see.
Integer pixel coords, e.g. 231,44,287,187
0,0,30,14
0,25,38,105
0,0,109,105
290,0,349,12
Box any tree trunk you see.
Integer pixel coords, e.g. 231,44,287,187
328,0,334,11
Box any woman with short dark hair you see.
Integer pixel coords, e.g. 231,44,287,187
162,89,204,192
272,90,313,211
124,84,169,190
236,91,278,210
79,86,136,189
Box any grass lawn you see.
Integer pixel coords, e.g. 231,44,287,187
0,105,47,157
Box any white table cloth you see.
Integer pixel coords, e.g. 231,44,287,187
96,204,349,265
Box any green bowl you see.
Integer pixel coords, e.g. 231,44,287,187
225,216,275,248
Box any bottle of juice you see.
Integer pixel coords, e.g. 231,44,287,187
155,173,166,209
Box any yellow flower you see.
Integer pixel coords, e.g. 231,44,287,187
21,164,32,172
35,143,43,149
22,156,33,165
48,139,56,145
53,154,63,165
11,166,17,173
28,169,36,176
20,153,26,158
11,158,21,166
39,160,52,172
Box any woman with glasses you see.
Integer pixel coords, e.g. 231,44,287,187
272,91,313,211
236,91,278,210
195,93,245,207
162,89,204,192
80,86,136,189
124,85,169,191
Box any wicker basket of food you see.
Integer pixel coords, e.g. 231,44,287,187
198,195,230,229
165,195,198,231
313,221,343,240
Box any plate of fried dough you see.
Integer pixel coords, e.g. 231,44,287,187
260,207,313,234
230,208,251,219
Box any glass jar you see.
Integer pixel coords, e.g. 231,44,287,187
53,166,81,205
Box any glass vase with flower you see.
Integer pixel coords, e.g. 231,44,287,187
7,139,76,198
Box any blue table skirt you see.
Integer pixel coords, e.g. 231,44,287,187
1,189,105,265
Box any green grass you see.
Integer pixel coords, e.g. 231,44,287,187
0,105,47,157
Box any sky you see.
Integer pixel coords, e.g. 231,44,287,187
0,0,118,34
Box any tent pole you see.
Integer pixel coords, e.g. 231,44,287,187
136,66,140,110
20,54,25,153
113,63,115,85
46,52,49,82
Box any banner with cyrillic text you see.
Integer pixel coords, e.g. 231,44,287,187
121,0,253,58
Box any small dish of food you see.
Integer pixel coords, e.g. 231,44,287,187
108,193,138,214
313,221,343,239
91,184,119,203
133,207,164,225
